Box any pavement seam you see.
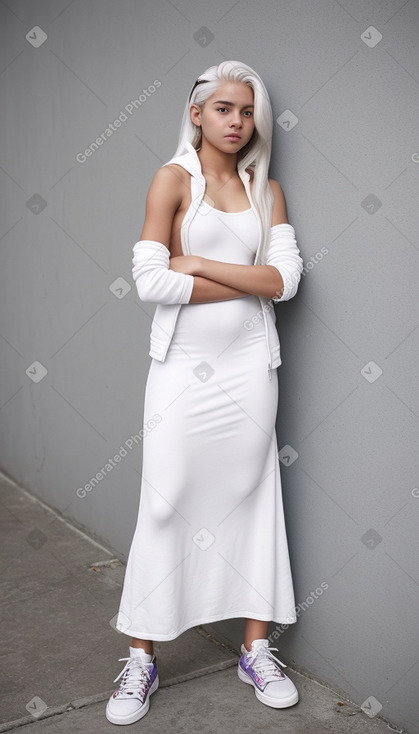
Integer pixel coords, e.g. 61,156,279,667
0,658,239,732
0,472,117,558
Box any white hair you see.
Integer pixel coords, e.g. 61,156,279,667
174,60,274,264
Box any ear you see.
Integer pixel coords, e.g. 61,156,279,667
189,104,202,127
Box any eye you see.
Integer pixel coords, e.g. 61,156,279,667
243,110,253,117
217,107,228,113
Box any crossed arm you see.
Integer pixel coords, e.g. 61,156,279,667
170,256,284,303
135,165,292,305
168,176,288,303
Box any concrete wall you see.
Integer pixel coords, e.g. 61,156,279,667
1,1,418,731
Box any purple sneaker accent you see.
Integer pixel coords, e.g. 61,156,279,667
106,651,159,725
239,650,284,691
238,639,299,708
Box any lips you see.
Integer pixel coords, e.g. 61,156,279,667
225,134,241,140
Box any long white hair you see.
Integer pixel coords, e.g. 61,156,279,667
173,60,274,264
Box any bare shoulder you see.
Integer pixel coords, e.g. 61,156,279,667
162,163,190,183
140,164,187,244
268,177,289,225
144,164,187,212
149,163,187,194
268,178,286,201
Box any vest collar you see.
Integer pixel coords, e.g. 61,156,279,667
169,141,251,188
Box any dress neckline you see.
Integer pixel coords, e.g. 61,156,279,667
200,199,253,215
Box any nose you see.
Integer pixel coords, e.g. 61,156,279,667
229,110,242,128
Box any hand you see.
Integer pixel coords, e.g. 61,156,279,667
169,255,201,276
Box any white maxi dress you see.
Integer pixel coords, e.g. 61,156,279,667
116,159,297,641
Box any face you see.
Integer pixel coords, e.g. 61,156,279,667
190,81,255,154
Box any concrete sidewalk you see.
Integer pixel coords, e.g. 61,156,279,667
0,473,396,733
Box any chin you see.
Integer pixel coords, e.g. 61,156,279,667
222,138,247,150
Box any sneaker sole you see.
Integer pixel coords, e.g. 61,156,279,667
105,675,159,725
237,665,299,709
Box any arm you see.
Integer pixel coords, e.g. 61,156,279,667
190,278,248,303
133,240,193,304
132,167,194,305
133,166,251,305
181,259,285,300
170,180,303,301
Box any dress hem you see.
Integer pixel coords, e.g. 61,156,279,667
116,609,298,642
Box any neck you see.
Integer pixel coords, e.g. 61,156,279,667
196,138,239,181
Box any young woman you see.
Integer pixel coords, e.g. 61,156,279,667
106,60,303,726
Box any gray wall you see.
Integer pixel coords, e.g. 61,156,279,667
1,1,418,732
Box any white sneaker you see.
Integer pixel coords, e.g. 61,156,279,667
106,646,159,725
238,638,299,708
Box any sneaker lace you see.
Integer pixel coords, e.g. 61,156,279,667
247,645,287,683
113,656,153,694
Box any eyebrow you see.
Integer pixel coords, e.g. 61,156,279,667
212,100,254,108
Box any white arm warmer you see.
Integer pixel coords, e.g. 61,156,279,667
264,223,303,302
132,240,194,305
